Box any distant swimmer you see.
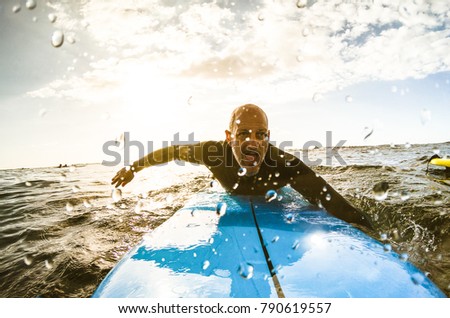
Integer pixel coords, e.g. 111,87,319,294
112,104,374,229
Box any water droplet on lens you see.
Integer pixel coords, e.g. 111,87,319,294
312,92,323,103
238,262,254,279
208,237,214,244
292,240,300,250
83,199,92,208
258,13,265,21
135,201,143,213
363,126,373,140
296,0,307,9
345,95,353,103
235,119,241,125
45,259,53,269
12,5,21,13
233,183,239,190
210,180,218,188
25,181,32,187
383,244,392,252
302,27,310,36
420,109,431,125
67,35,76,44
380,233,388,241
72,185,80,193
48,13,57,23
373,181,389,201
24,256,33,266
322,186,327,192
285,213,294,223
272,236,279,243
112,188,122,202
411,273,424,285
400,253,408,261
400,190,410,201
216,202,227,216
277,195,283,201
265,190,277,202
26,0,37,10
237,167,247,176
39,108,47,117
51,30,64,48
325,193,331,201
202,260,210,270
66,202,74,212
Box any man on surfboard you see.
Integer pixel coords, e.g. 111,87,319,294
111,104,373,229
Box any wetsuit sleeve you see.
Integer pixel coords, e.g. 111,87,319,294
131,146,176,172
290,161,374,230
130,141,224,173
173,141,225,167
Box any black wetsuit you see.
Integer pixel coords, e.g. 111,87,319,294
171,141,373,229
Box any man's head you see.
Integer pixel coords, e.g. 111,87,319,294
225,104,270,176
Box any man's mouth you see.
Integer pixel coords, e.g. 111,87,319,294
242,152,260,165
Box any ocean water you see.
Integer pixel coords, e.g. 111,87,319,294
0,142,449,297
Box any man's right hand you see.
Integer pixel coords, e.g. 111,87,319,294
111,167,135,188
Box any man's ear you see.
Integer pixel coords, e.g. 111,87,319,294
225,130,232,143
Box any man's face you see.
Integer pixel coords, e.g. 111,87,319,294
226,107,270,176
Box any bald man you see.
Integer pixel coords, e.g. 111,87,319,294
112,104,373,229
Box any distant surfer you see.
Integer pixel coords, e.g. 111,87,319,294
111,104,373,229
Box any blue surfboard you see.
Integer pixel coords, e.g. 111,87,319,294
92,187,445,298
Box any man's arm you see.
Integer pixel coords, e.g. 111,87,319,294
111,143,207,187
290,164,374,230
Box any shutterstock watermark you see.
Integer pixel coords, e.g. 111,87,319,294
102,131,348,167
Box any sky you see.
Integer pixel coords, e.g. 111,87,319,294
0,0,449,169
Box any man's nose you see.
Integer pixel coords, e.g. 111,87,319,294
242,140,259,151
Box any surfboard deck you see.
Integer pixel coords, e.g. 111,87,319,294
92,187,445,298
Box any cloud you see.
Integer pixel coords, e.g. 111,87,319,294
27,0,450,104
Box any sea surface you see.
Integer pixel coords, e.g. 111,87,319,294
0,142,449,297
